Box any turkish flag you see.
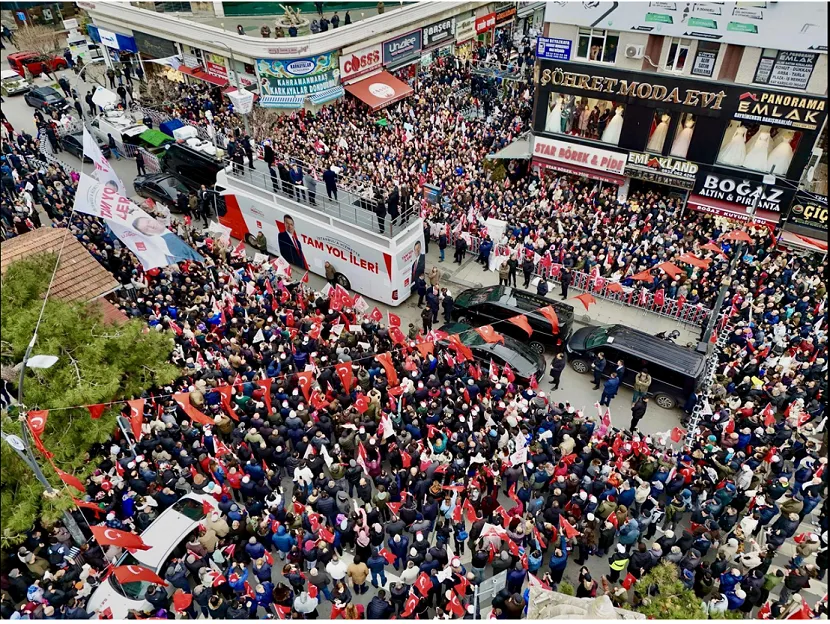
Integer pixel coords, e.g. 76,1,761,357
400,451,412,468
387,502,402,516
27,409,48,436
257,379,273,414
296,371,314,401
172,393,213,427
126,399,145,441
308,513,321,533
370,306,384,322
173,590,193,612
670,427,686,443
463,498,477,523
574,293,597,311
319,527,335,543
447,590,465,617
448,334,473,361
414,572,433,596
416,340,434,358
308,324,322,340
354,394,369,414
379,547,397,565
532,525,547,549
307,583,319,599
559,516,580,539
454,574,470,597
335,362,353,391
475,325,504,344
724,418,735,435
507,314,533,336
389,326,407,345
654,289,666,307
529,374,538,390
607,282,624,294
91,526,151,550
72,497,104,517
607,511,619,529
274,604,291,619
761,403,776,426
758,602,772,620
538,305,560,334
388,311,402,327
168,320,183,335
202,499,214,515
507,482,519,503
622,572,637,590
402,592,420,617
87,404,106,420
113,565,167,586
376,351,399,386
452,503,463,523
216,385,239,421
503,363,515,383
53,464,86,493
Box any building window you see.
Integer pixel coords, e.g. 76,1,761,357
665,38,691,72
690,41,719,77
545,91,624,146
717,121,802,175
646,110,672,153
576,28,619,63
154,1,191,12
753,49,817,91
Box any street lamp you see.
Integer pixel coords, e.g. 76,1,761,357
3,337,86,545
208,39,251,135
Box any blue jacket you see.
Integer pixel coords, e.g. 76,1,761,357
603,377,621,397
228,567,249,593
272,526,296,553
720,571,742,593
246,540,266,560
548,536,568,570
367,554,387,573
618,520,640,545
389,535,409,557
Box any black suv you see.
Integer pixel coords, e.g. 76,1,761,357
160,143,224,190
566,324,705,409
451,286,574,354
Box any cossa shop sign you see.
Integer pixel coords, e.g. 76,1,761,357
339,43,382,82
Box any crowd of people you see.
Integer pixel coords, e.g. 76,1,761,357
0,37,827,622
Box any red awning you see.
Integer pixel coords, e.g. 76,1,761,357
344,71,413,111
687,194,780,225
778,229,828,254
179,65,229,87
532,157,626,186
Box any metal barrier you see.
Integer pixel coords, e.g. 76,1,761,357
139,147,162,173
225,161,419,238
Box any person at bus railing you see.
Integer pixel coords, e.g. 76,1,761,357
303,168,318,207
373,186,386,235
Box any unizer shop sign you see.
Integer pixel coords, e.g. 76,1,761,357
383,30,423,66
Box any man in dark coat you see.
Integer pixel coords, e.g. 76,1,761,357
630,397,648,431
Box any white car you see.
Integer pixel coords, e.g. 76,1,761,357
85,493,214,619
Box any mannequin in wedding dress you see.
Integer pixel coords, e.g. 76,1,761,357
743,127,772,171
546,95,563,133
768,130,795,174
718,125,748,166
602,106,624,144
671,117,695,158
647,113,671,152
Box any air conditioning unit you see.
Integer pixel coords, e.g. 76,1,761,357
625,44,645,59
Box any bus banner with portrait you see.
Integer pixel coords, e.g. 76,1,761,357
74,173,205,269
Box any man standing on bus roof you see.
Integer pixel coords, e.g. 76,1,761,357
278,214,307,269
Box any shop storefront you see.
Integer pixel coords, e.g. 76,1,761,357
339,43,383,85
475,12,496,46
455,15,477,61
686,167,795,226
516,1,545,37
132,29,176,78
87,24,138,69
493,5,518,44
533,60,828,184
420,17,456,68
256,53,344,108
531,135,628,186
624,151,697,204
779,193,828,255
383,30,423,83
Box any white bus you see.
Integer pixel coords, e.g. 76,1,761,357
216,164,425,307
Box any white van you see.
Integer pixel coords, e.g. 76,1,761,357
85,493,213,619
89,108,148,147
216,164,425,306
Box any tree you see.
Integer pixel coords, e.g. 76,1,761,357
11,24,62,58
633,562,707,619
1,253,178,547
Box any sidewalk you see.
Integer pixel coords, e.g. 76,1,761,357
424,244,703,346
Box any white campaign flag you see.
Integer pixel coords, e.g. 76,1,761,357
83,128,126,195
74,173,203,269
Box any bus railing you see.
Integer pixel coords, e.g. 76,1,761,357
223,161,419,239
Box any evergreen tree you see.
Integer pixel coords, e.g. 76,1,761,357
634,562,707,619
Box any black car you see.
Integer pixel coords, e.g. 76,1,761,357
566,324,706,409
439,323,546,384
24,86,67,110
133,173,191,211
160,143,224,190
60,132,111,162
452,286,574,354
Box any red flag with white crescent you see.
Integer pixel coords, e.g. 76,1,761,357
90,526,151,550
126,399,145,441
27,410,48,436
113,565,167,586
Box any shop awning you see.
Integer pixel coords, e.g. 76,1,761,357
687,194,780,225
532,157,626,186
138,128,174,147
309,85,345,106
778,229,828,254
344,71,414,111
260,95,304,109
178,65,229,87
487,133,531,160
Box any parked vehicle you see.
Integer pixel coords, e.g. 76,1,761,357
133,173,191,211
1,69,31,96
85,493,214,620
60,132,111,162
451,286,574,354
23,86,67,111
566,324,705,409
7,51,68,77
439,322,546,384
161,142,225,190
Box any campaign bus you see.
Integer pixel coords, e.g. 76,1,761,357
216,166,425,307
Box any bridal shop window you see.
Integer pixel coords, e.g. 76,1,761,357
670,113,695,159
576,28,619,63
646,110,672,153
716,122,803,175
544,91,624,145
664,38,692,73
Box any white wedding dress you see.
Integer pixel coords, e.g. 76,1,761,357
671,119,695,158
602,106,624,145
546,96,563,133
647,114,670,152
767,131,794,174
718,126,748,167
743,129,771,171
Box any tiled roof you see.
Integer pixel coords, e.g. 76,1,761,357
1,228,121,303
89,298,130,325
